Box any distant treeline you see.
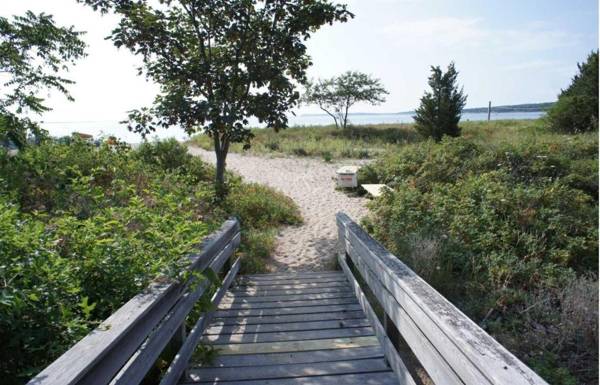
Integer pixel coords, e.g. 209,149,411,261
462,102,555,113
394,102,555,115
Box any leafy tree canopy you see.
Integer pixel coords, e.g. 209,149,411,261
547,50,598,133
303,71,388,129
0,11,86,148
413,62,467,141
78,0,353,194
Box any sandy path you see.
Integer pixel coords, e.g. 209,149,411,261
188,146,370,271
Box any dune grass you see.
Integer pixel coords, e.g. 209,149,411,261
190,119,574,160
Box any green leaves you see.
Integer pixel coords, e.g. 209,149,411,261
303,71,388,129
546,50,598,134
0,139,211,383
414,62,467,141
78,0,352,194
78,297,96,319
0,138,301,383
365,135,598,385
0,11,86,148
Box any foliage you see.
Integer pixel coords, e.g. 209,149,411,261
191,119,570,160
0,139,300,384
191,123,419,159
303,71,388,129
414,62,467,141
78,0,352,195
546,51,599,133
363,133,598,384
0,11,86,148
225,182,302,231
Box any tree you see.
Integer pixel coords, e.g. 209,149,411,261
547,50,598,133
0,11,86,148
414,62,467,141
303,71,388,129
78,0,352,196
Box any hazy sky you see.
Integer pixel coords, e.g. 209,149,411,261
0,0,598,123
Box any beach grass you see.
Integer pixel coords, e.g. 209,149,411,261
190,118,573,160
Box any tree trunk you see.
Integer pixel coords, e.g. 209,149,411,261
342,99,350,129
319,104,339,129
214,134,229,199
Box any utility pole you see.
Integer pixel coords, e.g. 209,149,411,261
487,101,492,121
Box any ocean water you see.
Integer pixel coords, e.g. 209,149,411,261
40,111,545,143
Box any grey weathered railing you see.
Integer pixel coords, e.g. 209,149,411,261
28,218,241,385
336,212,549,385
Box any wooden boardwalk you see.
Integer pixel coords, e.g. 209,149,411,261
28,214,550,385
185,271,397,384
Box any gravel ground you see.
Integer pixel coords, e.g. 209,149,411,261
188,146,370,271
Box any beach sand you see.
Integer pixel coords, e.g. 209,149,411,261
188,146,370,271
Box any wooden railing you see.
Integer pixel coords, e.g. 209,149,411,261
336,212,549,385
28,218,241,385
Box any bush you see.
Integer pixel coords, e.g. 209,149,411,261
414,62,467,141
547,51,598,133
0,142,210,384
0,139,301,384
365,135,598,384
357,164,379,185
225,183,302,231
546,95,598,133
135,138,213,182
292,147,308,156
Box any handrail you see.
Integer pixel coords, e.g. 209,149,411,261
28,218,241,385
336,212,549,385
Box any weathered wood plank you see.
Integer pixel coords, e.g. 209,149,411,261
218,297,358,310
110,280,211,385
237,276,348,286
226,286,351,297
111,232,241,385
197,345,384,367
214,303,362,318
241,271,343,280
204,326,374,344
230,281,349,292
216,336,380,355
338,250,416,385
204,318,371,335
159,257,241,385
188,357,390,382
337,212,550,385
345,241,464,384
27,219,239,385
181,371,399,385
210,310,367,325
221,291,355,304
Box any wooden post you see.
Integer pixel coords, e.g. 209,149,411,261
487,101,492,121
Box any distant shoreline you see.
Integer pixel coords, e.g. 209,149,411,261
300,101,555,117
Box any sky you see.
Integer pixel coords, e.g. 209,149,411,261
0,0,598,123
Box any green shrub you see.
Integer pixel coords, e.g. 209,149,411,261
0,164,209,383
413,62,467,141
238,229,277,273
292,147,308,156
265,140,280,151
225,183,302,230
366,135,598,384
357,164,379,185
546,95,598,133
0,139,301,384
547,51,598,133
135,138,213,182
